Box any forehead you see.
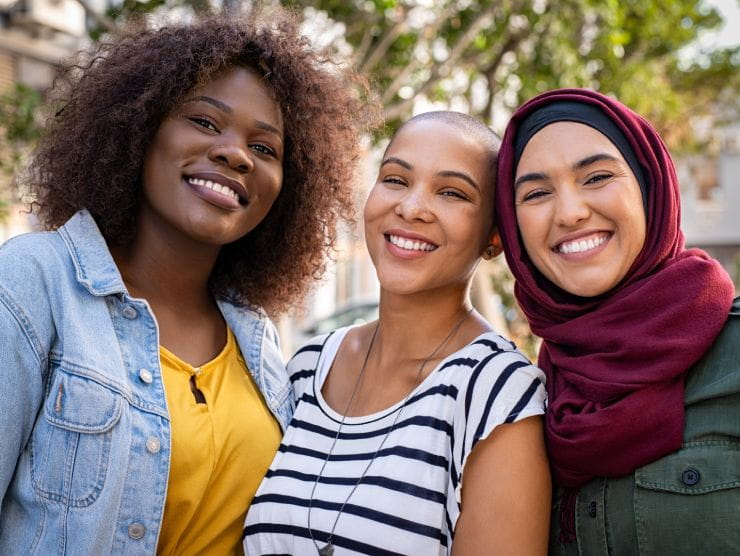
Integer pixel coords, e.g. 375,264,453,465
189,67,283,127
517,121,622,170
388,120,491,172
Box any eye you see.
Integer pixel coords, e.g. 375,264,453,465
520,189,550,203
382,175,407,187
585,173,613,185
250,143,277,157
440,189,468,201
189,116,219,133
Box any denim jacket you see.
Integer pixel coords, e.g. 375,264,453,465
0,210,293,555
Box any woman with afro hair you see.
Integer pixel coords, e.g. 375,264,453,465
0,8,377,555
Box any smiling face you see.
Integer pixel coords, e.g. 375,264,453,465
139,66,284,248
363,119,497,297
514,121,646,297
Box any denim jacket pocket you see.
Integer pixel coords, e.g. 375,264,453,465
634,441,740,554
31,366,123,507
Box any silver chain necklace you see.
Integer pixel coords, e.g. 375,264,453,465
307,307,473,556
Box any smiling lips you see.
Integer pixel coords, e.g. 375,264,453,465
386,233,438,252
188,177,241,203
556,232,610,255
185,172,249,209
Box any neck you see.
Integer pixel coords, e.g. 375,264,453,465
110,216,220,309
374,284,478,363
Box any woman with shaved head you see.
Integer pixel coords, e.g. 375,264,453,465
245,111,550,555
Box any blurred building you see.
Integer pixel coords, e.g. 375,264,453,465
0,0,91,241
678,123,740,291
0,0,85,86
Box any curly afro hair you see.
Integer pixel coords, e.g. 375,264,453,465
27,8,379,315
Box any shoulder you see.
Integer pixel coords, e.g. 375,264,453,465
0,230,67,276
450,332,546,423
705,297,740,357
0,231,69,367
284,331,339,399
454,332,545,385
0,230,70,304
287,331,337,374
684,298,740,405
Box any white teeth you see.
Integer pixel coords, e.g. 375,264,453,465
188,177,240,202
388,234,436,252
558,234,607,254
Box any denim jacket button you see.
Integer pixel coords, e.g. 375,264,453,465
127,523,146,540
588,501,597,518
146,437,161,454
122,306,138,320
139,369,153,384
681,467,701,486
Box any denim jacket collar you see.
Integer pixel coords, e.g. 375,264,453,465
58,209,128,297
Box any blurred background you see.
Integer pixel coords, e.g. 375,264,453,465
1,0,738,358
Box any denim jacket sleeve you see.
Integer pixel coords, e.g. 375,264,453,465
0,248,50,505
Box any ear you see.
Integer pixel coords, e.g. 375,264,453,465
490,231,503,257
482,231,504,260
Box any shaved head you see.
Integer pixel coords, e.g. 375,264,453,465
389,111,501,160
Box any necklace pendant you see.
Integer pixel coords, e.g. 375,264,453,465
319,543,334,556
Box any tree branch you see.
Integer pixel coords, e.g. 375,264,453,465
360,15,408,74
383,5,498,121
74,0,117,33
380,4,459,105
350,24,376,69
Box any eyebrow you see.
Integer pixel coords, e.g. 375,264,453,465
381,157,480,191
184,95,283,136
438,170,480,191
574,152,620,169
186,95,232,114
514,152,621,189
381,156,412,170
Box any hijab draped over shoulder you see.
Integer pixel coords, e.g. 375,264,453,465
494,88,735,488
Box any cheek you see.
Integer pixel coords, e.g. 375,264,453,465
269,170,284,198
624,205,647,263
515,208,545,259
362,186,384,228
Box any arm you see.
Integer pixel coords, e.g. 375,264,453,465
0,292,46,505
453,416,551,556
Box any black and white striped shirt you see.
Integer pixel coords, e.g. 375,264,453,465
244,327,546,555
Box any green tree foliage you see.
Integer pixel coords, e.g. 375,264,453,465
278,0,738,353
285,0,738,152
0,83,42,217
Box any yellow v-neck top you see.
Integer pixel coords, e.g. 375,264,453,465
156,328,282,555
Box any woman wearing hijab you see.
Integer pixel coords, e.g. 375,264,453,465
494,88,738,554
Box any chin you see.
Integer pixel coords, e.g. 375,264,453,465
557,278,618,298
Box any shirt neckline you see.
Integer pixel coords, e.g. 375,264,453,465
312,326,495,425
159,327,235,376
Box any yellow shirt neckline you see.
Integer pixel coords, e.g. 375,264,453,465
158,328,236,377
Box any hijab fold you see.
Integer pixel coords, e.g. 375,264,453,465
495,88,735,487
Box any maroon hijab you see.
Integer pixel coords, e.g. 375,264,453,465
495,88,735,488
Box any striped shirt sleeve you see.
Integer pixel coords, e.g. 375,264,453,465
450,342,546,509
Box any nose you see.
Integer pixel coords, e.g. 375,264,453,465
554,184,591,227
394,186,433,222
208,139,254,174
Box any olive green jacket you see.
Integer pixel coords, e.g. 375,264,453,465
550,297,740,556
